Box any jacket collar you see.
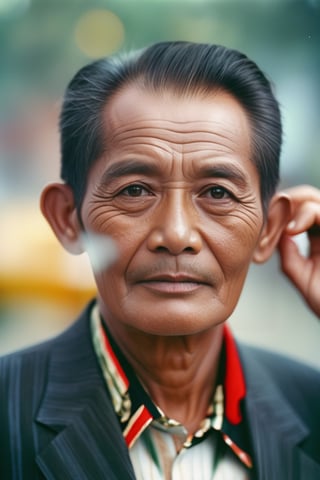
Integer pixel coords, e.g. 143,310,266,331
35,303,136,479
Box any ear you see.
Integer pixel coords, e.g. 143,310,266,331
40,183,85,255
253,193,291,264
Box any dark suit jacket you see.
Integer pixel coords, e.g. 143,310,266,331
0,302,319,479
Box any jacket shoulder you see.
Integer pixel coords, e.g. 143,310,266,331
239,343,320,393
0,302,94,478
239,343,320,453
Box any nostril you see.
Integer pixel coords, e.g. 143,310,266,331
155,246,168,253
154,245,196,255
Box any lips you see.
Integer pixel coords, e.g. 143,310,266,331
141,273,209,284
136,273,211,294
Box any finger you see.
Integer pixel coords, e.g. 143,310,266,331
285,202,320,235
278,234,309,295
281,185,320,206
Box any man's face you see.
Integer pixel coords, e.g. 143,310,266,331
81,85,264,337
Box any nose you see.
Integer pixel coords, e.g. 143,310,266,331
147,190,202,255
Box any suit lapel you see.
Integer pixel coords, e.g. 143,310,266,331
35,306,136,480
239,345,320,480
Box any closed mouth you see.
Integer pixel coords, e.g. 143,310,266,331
136,273,211,293
140,273,210,284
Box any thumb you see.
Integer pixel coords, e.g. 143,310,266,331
278,234,307,295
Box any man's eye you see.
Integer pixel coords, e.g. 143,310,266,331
120,184,148,197
207,186,230,199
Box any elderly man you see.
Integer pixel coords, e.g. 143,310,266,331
0,42,319,479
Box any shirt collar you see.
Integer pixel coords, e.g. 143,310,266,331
91,303,252,468
223,324,246,425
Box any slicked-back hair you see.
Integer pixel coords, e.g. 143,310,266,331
60,41,282,213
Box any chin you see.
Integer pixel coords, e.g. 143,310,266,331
129,309,227,337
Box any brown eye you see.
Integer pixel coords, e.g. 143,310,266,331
209,186,228,199
122,184,147,197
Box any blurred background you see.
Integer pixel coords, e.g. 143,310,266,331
0,0,319,367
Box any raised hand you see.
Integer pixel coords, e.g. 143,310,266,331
278,185,320,317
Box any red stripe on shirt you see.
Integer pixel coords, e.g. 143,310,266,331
124,405,153,448
100,325,129,390
223,325,246,425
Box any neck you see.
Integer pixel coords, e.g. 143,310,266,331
102,312,224,435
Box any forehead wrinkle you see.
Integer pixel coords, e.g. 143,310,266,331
104,84,253,156
107,117,248,147
102,139,177,161
105,129,245,164
109,124,241,146
106,132,249,166
109,117,245,132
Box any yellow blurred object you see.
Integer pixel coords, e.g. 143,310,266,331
0,201,96,307
74,9,125,58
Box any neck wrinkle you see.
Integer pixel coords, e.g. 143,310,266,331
110,322,224,433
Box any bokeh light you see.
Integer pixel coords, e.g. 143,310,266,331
0,0,30,17
74,9,125,58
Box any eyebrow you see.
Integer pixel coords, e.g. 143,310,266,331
99,159,249,186
196,164,249,186
100,159,160,185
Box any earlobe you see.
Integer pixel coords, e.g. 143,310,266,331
40,183,84,255
253,193,291,264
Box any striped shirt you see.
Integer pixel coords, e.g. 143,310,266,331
91,304,253,479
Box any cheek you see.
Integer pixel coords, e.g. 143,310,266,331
93,261,127,307
207,217,263,276
93,225,148,289
210,227,259,308
85,205,126,232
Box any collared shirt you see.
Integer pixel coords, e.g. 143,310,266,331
91,303,253,479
